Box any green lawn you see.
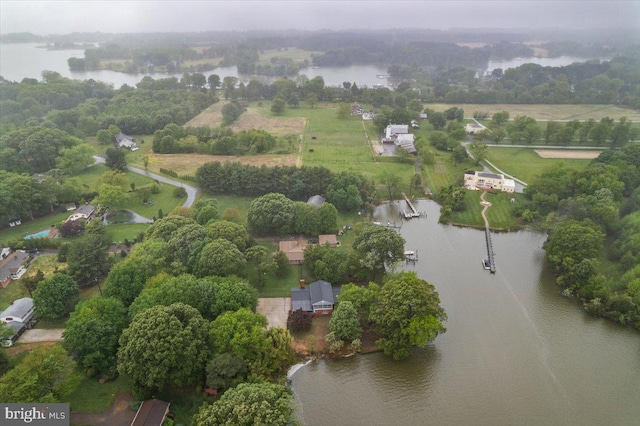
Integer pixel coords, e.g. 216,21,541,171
485,147,592,183
0,213,68,245
69,375,131,414
448,190,524,230
106,224,149,244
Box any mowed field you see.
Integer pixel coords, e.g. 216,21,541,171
427,103,640,121
486,147,592,183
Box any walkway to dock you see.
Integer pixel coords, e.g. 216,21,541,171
480,191,496,273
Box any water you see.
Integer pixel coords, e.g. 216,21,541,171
0,43,390,88
291,200,640,426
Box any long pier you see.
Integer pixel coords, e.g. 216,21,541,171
484,226,496,273
480,191,496,273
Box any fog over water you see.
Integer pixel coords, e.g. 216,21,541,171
1,1,638,35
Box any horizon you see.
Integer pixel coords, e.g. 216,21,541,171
1,1,638,36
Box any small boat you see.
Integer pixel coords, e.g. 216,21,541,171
482,259,491,270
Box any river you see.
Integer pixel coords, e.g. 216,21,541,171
291,200,640,426
0,43,602,89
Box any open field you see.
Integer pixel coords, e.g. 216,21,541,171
184,101,224,127
231,107,306,136
150,152,297,175
534,150,602,159
486,147,592,183
427,103,640,121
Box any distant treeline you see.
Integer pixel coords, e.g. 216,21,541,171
196,162,376,211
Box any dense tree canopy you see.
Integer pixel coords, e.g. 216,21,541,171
371,272,447,360
33,273,79,319
193,382,293,426
118,303,209,397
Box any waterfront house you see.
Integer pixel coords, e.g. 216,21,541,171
464,170,515,193
291,280,341,315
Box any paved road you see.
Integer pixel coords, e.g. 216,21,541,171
93,156,198,208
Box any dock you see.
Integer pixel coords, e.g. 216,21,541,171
405,250,418,264
484,226,496,273
401,193,421,219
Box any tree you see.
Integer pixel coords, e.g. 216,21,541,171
429,131,449,151
544,221,605,275
338,282,380,325
247,193,296,235
206,220,253,251
195,239,247,278
103,260,151,307
287,309,313,332
104,147,127,171
468,142,488,164
192,382,294,426
94,183,129,212
208,74,221,89
209,309,271,377
196,205,219,225
66,232,111,285
305,92,319,109
428,111,446,130
222,101,244,125
97,129,111,145
271,97,286,115
118,303,209,397
381,171,401,201
62,297,127,374
351,224,405,280
0,345,80,403
210,276,259,318
56,144,95,174
329,301,362,341
318,202,338,234
337,103,350,119
206,353,248,390
371,272,447,360
34,273,79,320
245,245,277,288
491,111,510,126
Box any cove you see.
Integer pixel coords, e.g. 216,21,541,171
291,200,640,426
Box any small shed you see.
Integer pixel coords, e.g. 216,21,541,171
130,399,170,426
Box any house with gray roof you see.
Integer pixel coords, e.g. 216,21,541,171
291,280,340,315
0,250,29,287
0,297,35,347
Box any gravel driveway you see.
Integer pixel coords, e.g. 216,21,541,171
20,328,64,343
256,298,291,329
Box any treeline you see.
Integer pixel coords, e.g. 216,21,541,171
0,73,216,137
152,124,281,155
431,57,640,108
196,162,376,211
518,144,640,329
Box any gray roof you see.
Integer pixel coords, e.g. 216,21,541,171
115,132,134,143
0,297,34,320
477,172,503,180
310,280,334,306
0,251,28,282
291,288,312,312
307,195,326,207
75,204,95,216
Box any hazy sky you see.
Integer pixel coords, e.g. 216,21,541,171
1,1,638,35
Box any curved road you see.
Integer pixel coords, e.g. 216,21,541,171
92,156,198,208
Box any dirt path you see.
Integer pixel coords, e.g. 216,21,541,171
20,328,64,343
480,190,491,228
256,297,291,329
71,393,136,426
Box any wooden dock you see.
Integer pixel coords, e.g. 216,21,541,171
401,193,421,219
484,226,496,273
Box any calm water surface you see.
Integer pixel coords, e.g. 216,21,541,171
291,200,640,426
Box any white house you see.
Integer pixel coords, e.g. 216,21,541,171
115,132,139,151
0,250,29,286
382,124,417,154
0,297,35,347
464,170,515,193
66,203,96,223
465,123,486,134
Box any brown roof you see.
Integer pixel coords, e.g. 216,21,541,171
131,399,170,426
279,240,306,263
318,234,338,247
